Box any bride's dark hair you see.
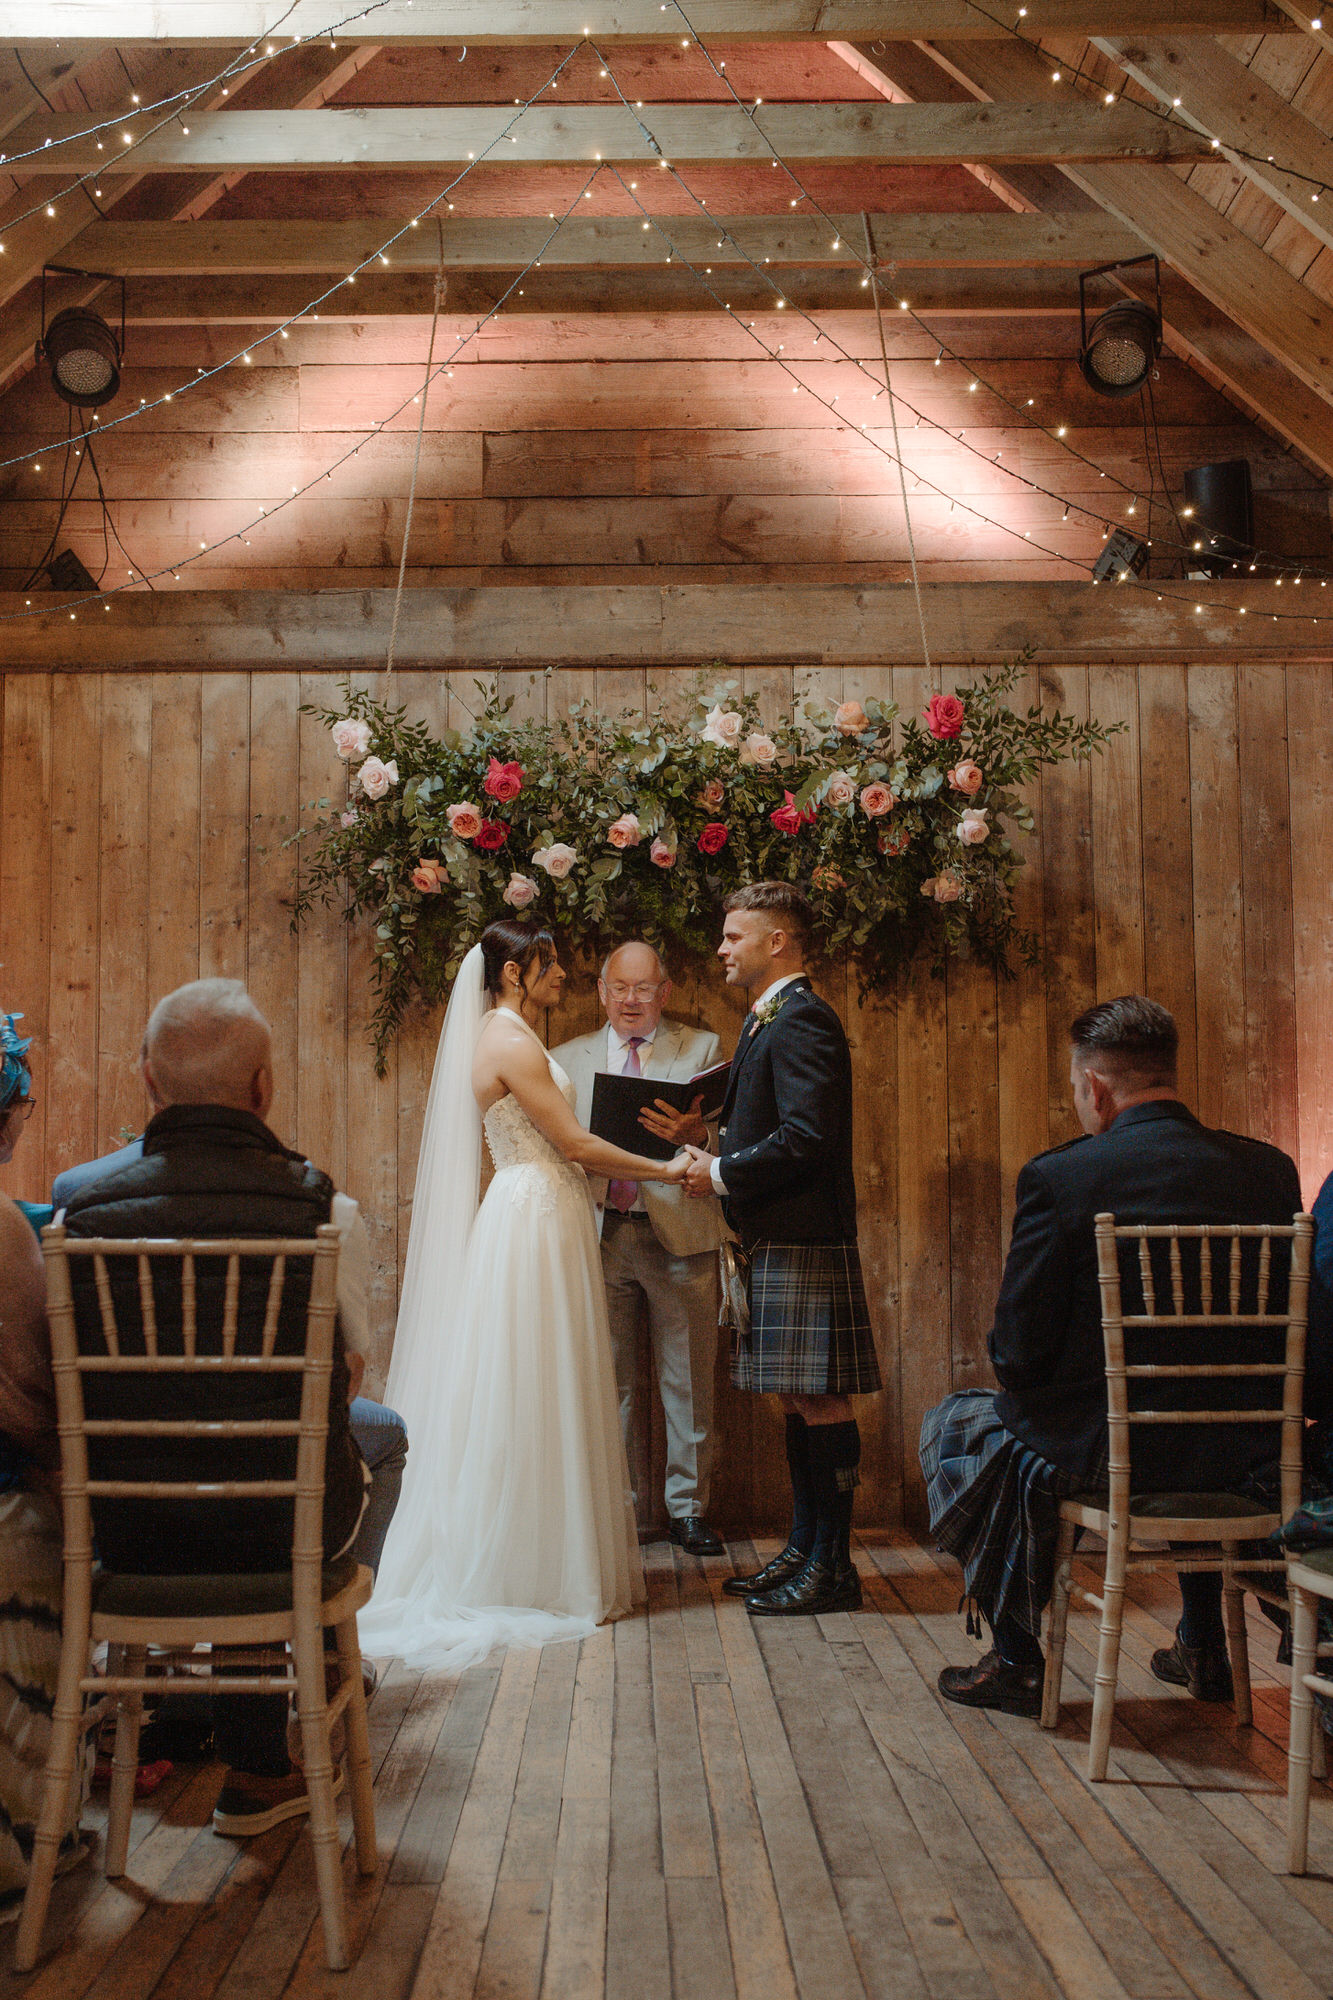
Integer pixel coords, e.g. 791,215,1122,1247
480,918,558,998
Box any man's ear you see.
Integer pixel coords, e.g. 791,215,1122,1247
252,1064,275,1119
1088,1068,1117,1121
141,1055,164,1110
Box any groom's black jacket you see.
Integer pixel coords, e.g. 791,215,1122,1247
990,1100,1310,1488
718,978,856,1247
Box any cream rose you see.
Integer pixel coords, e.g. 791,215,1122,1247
533,842,578,880
332,717,372,761
825,770,857,809
607,813,641,849
701,704,743,750
700,777,726,808
357,756,398,800
503,872,538,909
741,731,778,767
949,759,984,796
446,801,483,841
957,808,990,846
835,700,868,736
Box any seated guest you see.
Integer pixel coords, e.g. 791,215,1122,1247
53,1012,407,1586
0,1013,86,1909
921,996,1303,1719
59,979,378,1837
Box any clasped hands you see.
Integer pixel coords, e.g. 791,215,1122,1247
638,1094,716,1198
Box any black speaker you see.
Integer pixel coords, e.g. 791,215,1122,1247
1182,459,1252,577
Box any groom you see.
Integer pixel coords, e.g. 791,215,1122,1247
682,882,880,1615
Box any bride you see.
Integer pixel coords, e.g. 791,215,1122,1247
359,917,689,1668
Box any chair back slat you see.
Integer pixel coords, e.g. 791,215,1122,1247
1093,1213,1312,1522
40,1225,342,1583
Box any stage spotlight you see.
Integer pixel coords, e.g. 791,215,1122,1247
47,549,98,592
1093,529,1148,583
38,266,126,407
1078,256,1162,399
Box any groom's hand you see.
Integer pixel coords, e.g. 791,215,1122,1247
682,1144,717,1200
639,1093,708,1150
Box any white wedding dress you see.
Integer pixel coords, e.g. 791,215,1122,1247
359,973,644,1670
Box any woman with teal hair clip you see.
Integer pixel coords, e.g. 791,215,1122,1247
0,1007,89,1916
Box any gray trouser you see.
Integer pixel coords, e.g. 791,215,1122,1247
600,1214,718,1520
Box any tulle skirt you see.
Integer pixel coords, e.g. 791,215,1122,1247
358,1162,644,1669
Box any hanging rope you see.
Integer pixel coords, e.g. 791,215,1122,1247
862,213,933,681
383,218,447,701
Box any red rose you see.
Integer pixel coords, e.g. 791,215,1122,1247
697,821,729,856
770,790,816,836
483,757,524,803
475,819,508,852
923,693,965,740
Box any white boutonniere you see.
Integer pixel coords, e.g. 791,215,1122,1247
751,989,792,1035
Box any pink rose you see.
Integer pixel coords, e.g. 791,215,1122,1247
332,717,372,761
957,808,990,846
697,821,729,856
859,782,895,818
700,777,726,808
357,755,399,800
339,807,359,830
533,842,578,880
476,820,508,852
923,692,965,740
447,801,483,841
702,704,743,750
933,870,963,902
650,837,677,869
741,731,778,767
607,813,642,850
770,791,816,836
411,858,445,894
484,757,524,803
825,770,857,809
835,700,868,736
949,759,983,796
503,872,538,908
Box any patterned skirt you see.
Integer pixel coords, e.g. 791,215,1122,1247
0,1487,83,1915
732,1241,882,1397
919,1390,1104,1640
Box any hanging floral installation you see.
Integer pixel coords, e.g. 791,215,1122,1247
294,656,1117,1070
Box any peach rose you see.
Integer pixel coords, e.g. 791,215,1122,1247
812,864,845,892
607,813,641,850
411,858,445,894
934,870,963,902
332,717,372,761
878,825,910,857
825,770,857,809
859,782,895,818
533,842,578,880
741,731,778,767
702,704,743,750
949,759,983,796
957,808,990,846
447,801,483,841
650,836,677,869
835,700,868,736
700,777,726,808
502,872,538,909
357,756,398,800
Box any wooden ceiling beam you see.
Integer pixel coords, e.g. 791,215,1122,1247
32,100,1211,174
0,581,1316,668
65,212,1144,273
0,3,1290,44
1094,33,1333,256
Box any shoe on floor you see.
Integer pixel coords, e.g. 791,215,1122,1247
937,1648,1042,1719
1150,1627,1233,1702
668,1516,726,1558
213,1762,344,1837
722,1543,810,1597
745,1557,862,1616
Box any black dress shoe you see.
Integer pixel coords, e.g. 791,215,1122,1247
745,1557,862,1616
1150,1627,1234,1702
721,1543,810,1597
668,1516,725,1558
937,1648,1042,1718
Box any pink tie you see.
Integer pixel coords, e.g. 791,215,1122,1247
606,1037,646,1213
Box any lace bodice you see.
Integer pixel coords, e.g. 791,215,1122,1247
480,1019,587,1213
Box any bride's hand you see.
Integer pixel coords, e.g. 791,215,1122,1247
658,1151,692,1185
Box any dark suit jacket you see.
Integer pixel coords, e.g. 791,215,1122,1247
718,978,857,1246
1300,1170,1333,1423
990,1100,1305,1488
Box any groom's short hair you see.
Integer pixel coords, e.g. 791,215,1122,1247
1070,994,1178,1087
724,881,813,942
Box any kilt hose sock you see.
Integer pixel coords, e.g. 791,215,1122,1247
807,1418,861,1571
784,1414,817,1556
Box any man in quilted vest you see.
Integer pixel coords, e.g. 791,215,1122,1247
60,980,370,1839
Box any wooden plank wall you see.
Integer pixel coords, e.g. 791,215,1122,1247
1,656,1329,1534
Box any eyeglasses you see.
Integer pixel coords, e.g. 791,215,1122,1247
604,982,664,1002
5,1097,35,1123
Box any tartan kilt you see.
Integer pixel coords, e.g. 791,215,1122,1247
732,1241,881,1397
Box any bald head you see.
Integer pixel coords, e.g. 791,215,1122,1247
142,979,274,1119
598,940,671,1039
